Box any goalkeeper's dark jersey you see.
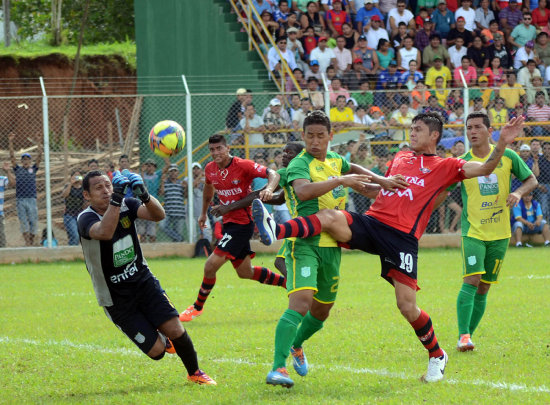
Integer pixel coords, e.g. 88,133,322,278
77,197,153,307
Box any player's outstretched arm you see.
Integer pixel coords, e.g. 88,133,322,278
258,169,280,201
292,174,371,201
463,116,525,179
506,174,538,207
348,163,409,192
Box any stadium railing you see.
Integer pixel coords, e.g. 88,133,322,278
1,81,549,248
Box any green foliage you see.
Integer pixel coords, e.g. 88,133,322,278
1,250,549,403
10,0,135,45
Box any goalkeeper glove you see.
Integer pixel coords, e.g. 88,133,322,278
110,170,130,207
127,172,150,203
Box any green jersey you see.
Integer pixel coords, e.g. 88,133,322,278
287,150,350,247
460,146,532,241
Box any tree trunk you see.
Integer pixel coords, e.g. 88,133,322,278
51,0,63,45
3,0,10,47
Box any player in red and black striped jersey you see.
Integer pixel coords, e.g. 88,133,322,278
179,134,285,322
254,112,525,382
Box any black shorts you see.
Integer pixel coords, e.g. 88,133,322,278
104,276,179,354
341,212,420,290
214,221,255,267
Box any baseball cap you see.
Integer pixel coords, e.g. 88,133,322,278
346,97,358,106
370,106,382,114
310,59,319,66
287,27,299,34
494,33,503,40
168,163,179,172
353,57,363,64
358,34,367,41
510,0,518,3
21,153,31,159
399,142,410,149
365,0,374,3
424,17,432,23
478,75,488,82
433,56,443,61
192,162,201,169
520,144,531,151
389,59,397,66
319,36,328,42
236,88,247,95
371,15,382,22
269,98,282,106
526,40,535,48
456,16,465,22
438,0,446,4
144,158,157,167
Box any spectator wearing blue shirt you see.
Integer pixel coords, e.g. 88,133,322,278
0,161,16,247
431,0,455,39
252,0,273,21
398,59,424,90
512,193,550,247
273,0,291,24
375,60,402,109
355,0,385,35
8,133,42,246
513,144,537,191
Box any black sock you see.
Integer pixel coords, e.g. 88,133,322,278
171,331,199,375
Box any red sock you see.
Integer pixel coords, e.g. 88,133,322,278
276,215,322,240
194,277,216,311
253,266,286,287
410,309,444,358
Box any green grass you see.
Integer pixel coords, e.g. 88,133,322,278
1,249,549,404
0,39,136,70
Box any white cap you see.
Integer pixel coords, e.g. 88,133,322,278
192,162,202,169
269,98,282,106
399,142,410,149
519,144,531,151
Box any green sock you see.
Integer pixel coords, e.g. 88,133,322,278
469,292,488,336
273,309,304,370
292,311,324,349
457,283,478,336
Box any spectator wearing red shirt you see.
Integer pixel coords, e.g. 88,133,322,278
302,26,318,58
532,0,549,30
326,0,350,36
453,56,477,87
527,91,550,137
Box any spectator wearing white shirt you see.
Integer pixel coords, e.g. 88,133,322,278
267,35,297,78
365,15,389,50
455,0,476,32
448,36,468,70
309,36,337,75
514,40,536,70
387,0,415,37
333,35,353,75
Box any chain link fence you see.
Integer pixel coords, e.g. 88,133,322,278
1,81,549,248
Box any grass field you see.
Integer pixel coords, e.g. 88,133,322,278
1,249,549,404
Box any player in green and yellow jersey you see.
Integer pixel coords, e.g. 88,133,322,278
455,112,538,351
273,142,304,276
256,110,402,388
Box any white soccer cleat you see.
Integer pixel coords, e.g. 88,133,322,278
252,199,276,246
421,350,448,383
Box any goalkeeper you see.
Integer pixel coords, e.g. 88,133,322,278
77,169,216,385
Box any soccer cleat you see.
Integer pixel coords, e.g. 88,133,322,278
252,199,276,246
179,304,203,322
456,334,475,352
187,369,217,385
421,350,448,383
290,346,309,376
266,367,294,388
165,337,176,354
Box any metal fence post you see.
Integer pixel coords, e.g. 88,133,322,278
39,76,53,248
459,70,470,150
181,75,194,243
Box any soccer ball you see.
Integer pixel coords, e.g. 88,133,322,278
148,120,185,157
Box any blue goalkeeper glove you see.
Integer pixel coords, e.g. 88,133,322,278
110,170,130,207
127,172,150,203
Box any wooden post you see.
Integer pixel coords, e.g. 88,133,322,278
63,115,69,179
107,121,113,162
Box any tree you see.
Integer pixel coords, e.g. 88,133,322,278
3,0,11,47
51,0,62,45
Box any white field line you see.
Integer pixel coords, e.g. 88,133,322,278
1,336,549,394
